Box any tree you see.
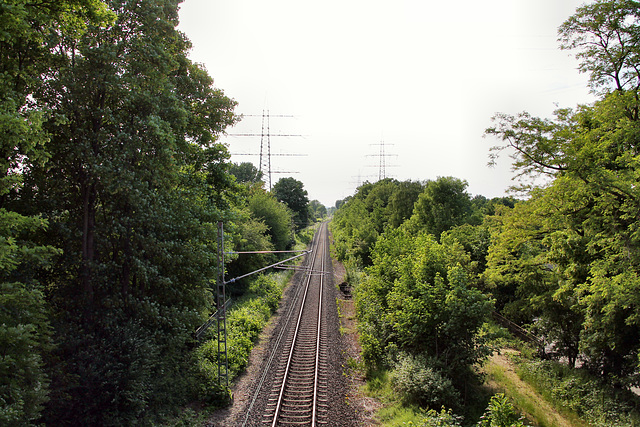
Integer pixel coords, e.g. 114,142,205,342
559,0,640,97
0,1,112,423
247,191,294,251
387,180,424,228
225,208,275,293
484,0,640,384
408,177,475,240
357,225,493,404
272,177,309,229
308,199,327,222
8,0,238,423
229,161,264,185
331,196,378,265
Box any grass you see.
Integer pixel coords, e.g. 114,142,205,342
363,369,427,426
513,355,640,427
482,322,640,427
484,354,585,427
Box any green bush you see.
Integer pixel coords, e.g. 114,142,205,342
0,283,51,426
194,274,282,404
414,407,463,427
477,393,527,427
390,353,460,410
296,225,315,245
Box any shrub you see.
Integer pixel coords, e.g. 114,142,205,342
390,352,460,410
193,274,281,404
415,407,463,427
0,283,51,426
477,393,528,427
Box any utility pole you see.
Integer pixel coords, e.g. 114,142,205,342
216,222,228,388
195,224,310,389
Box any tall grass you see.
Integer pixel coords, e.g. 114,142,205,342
514,356,640,427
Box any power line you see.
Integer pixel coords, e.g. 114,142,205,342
227,109,303,189
366,139,398,180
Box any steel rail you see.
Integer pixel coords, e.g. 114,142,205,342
240,223,324,427
312,228,325,425
270,222,325,426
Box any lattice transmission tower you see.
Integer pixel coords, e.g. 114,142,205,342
230,110,304,189
367,139,398,181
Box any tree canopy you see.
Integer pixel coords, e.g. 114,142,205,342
484,0,640,385
272,176,310,229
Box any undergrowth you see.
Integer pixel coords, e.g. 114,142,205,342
482,322,640,427
513,355,640,427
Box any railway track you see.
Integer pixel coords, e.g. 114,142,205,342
242,222,331,426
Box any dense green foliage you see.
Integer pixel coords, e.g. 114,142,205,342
406,177,478,240
308,199,327,222
0,0,313,424
194,274,283,403
484,0,640,387
331,178,496,418
514,355,640,426
228,161,264,184
0,1,112,424
332,178,425,266
476,394,527,427
247,190,295,251
272,176,310,229
333,4,640,423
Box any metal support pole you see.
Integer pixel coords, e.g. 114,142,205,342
217,222,229,388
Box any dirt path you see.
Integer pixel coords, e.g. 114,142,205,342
486,350,576,427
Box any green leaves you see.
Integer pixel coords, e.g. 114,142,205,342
484,1,640,383
559,0,640,94
408,177,476,241
355,224,493,406
247,191,294,251
0,282,52,425
272,177,310,229
477,393,526,427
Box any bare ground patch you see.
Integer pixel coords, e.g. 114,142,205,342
334,258,382,426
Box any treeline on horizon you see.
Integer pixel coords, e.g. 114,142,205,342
0,0,327,425
330,0,640,424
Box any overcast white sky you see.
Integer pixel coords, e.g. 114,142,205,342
178,0,595,207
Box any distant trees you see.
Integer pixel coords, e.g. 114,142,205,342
407,177,477,240
308,199,327,222
272,177,310,229
229,162,264,185
247,191,294,252
332,178,490,268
